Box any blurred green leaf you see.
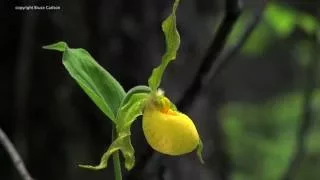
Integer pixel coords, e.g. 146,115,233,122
264,3,297,38
227,11,274,56
227,3,320,56
264,3,320,37
148,0,181,91
220,91,320,180
241,22,271,55
298,13,320,35
43,42,126,122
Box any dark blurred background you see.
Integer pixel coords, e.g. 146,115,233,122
1,0,320,180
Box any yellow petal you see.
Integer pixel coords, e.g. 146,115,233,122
142,98,200,155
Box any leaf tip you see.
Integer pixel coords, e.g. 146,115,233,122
42,41,68,52
196,139,205,164
78,164,106,171
125,164,134,171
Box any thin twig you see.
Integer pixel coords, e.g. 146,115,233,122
203,0,270,86
0,128,34,180
177,0,241,111
281,36,319,180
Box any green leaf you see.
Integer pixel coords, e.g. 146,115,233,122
148,0,181,91
119,85,151,108
43,42,126,122
219,91,320,180
298,13,320,35
79,90,150,170
264,3,297,38
79,134,134,170
116,92,149,132
43,41,67,52
227,11,274,55
197,138,205,164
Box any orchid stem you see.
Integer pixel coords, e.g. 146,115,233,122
112,125,122,180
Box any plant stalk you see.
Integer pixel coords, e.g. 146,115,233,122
112,125,122,180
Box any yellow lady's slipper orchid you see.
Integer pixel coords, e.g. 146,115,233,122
142,94,200,155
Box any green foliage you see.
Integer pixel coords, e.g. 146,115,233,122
148,0,181,91
264,3,297,38
265,3,319,37
119,85,151,108
197,139,205,164
294,40,315,67
298,13,319,35
79,134,133,170
43,42,125,122
116,92,149,133
43,42,150,170
227,2,320,56
43,0,202,173
220,92,320,180
79,92,149,170
227,12,273,55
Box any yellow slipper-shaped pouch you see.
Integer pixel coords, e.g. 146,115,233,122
142,96,200,155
